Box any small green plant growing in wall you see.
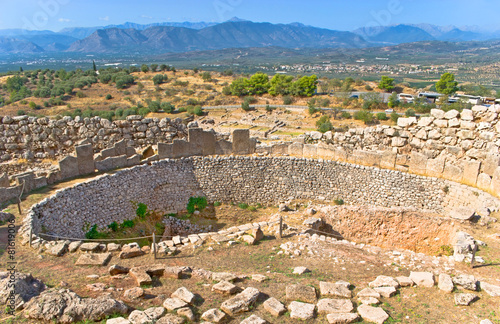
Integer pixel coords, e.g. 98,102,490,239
334,198,344,205
121,220,135,229
136,203,149,220
107,221,119,232
85,225,108,239
187,196,208,214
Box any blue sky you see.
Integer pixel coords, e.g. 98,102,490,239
1,0,499,32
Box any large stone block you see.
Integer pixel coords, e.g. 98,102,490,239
101,147,116,159
476,173,492,191
15,172,35,193
188,128,216,156
426,158,445,178
357,151,381,167
303,144,317,158
409,152,428,175
172,139,199,158
462,160,481,186
380,151,396,169
216,140,233,155
334,147,348,161
76,144,95,175
443,163,463,182
95,155,127,172
0,172,9,188
481,154,500,177
59,155,79,180
288,142,303,157
232,129,255,155
317,142,335,160
492,167,500,196
158,143,173,159
271,143,290,155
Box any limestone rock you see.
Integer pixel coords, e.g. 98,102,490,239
357,288,381,298
106,317,130,324
201,308,226,323
251,274,267,282
220,287,260,315
212,272,237,282
480,281,500,297
453,274,477,291
156,313,185,324
0,273,45,307
359,297,380,305
80,242,100,252
292,266,311,275
319,281,352,298
289,301,315,320
263,297,286,317
449,207,475,221
409,272,435,288
212,281,238,295
438,274,454,293
24,289,128,323
176,307,195,321
286,284,317,303
171,287,195,304
68,241,82,253
454,293,478,306
317,298,354,314
327,313,360,324
357,304,389,324
374,287,397,298
119,246,145,259
369,275,399,288
395,276,414,287
109,265,130,276
163,298,188,311
75,253,111,266
240,314,266,324
124,287,144,299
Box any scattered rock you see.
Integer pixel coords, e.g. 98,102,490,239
171,287,195,304
479,281,500,297
107,243,121,252
327,313,360,324
106,317,131,324
263,297,286,317
49,241,69,257
395,276,414,287
212,281,238,295
201,308,226,323
252,274,267,282
163,298,188,311
75,253,111,266
369,275,399,288
317,298,354,314
68,241,82,253
292,266,311,275
109,265,130,276
156,313,185,324
374,286,397,298
86,283,106,292
80,242,100,252
359,297,380,305
289,301,315,320
119,245,145,259
240,314,266,324
357,304,389,324
454,293,478,306
24,289,128,323
212,272,237,282
453,274,477,291
164,267,182,279
449,207,475,221
286,284,317,303
319,281,352,298
177,307,195,321
357,288,381,299
0,273,45,308
438,274,454,293
124,287,144,299
129,268,152,287
220,287,260,316
409,272,435,288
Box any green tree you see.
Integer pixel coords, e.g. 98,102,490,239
141,64,149,73
293,75,318,97
92,60,97,72
378,76,395,92
316,115,333,133
152,74,166,85
388,92,399,108
230,78,250,96
201,71,212,82
150,64,158,72
247,72,270,95
269,74,294,96
436,73,458,95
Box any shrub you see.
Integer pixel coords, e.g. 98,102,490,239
376,112,388,120
121,220,135,229
17,110,26,116
283,95,293,105
85,224,107,239
241,100,251,111
107,221,119,232
341,111,351,119
390,112,400,123
105,94,112,100
160,102,175,113
316,115,333,133
187,196,208,214
405,108,416,117
155,222,165,233
353,110,374,124
238,203,249,209
136,203,148,220
248,206,257,212
365,84,373,91
76,91,85,98
28,101,36,109
214,201,221,207
334,198,344,205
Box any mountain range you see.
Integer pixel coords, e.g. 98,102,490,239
0,18,499,54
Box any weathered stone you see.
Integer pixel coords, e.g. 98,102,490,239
292,266,311,275
212,272,237,282
263,297,286,317
477,173,492,191
188,128,216,156
286,284,317,303
319,281,352,298
431,109,445,119
409,272,434,288
454,293,477,306
124,287,144,299
317,298,354,314
289,301,315,320
251,274,267,282
0,273,45,307
395,276,414,287
176,307,195,321
220,287,260,315
212,281,238,295
480,281,500,297
453,274,477,291
68,241,82,253
75,253,111,266
109,265,130,276
444,109,459,119
460,109,474,121
107,243,121,252
76,144,95,176
233,129,255,155
369,276,399,289
158,143,173,159
357,304,389,324
171,287,195,304
49,241,68,256
59,155,79,180
492,167,500,194
326,313,360,324
240,314,266,324
119,246,145,259
357,288,381,299
163,298,188,311
438,274,454,293
374,287,397,297
80,242,100,252
129,269,152,287
359,297,380,305
409,152,427,175
164,267,182,279
462,160,481,186
449,207,475,221
106,317,131,324
155,313,185,324
201,308,226,323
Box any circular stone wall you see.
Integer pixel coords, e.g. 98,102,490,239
22,156,500,240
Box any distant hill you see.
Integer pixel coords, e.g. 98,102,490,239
67,21,368,53
0,37,44,54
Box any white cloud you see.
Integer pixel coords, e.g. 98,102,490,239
141,15,153,19
58,18,71,23
99,16,110,21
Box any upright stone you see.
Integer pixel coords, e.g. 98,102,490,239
462,160,481,186
158,143,173,159
443,163,463,182
58,155,79,180
114,139,127,156
492,167,500,196
0,173,9,187
380,151,396,169
216,139,233,155
232,129,255,155
172,139,197,158
76,144,95,176
289,142,304,157
409,152,428,175
189,128,216,156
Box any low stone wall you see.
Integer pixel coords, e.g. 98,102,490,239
20,156,500,243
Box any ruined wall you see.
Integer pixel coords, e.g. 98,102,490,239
21,156,500,241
